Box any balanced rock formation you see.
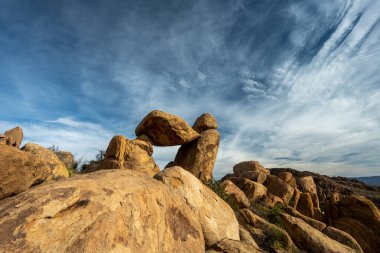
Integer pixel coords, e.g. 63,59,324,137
22,143,69,178
155,166,240,247
98,135,159,176
55,151,75,170
173,129,220,181
2,126,23,148
221,180,250,208
0,170,205,253
0,145,51,200
280,213,357,253
135,110,199,146
192,113,218,133
233,161,269,184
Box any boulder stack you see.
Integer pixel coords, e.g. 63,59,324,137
1,126,23,148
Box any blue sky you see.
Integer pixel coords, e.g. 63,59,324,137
1,0,379,177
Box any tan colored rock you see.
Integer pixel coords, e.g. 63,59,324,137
228,177,267,202
155,166,240,247
4,126,23,148
0,170,205,253
323,226,363,253
331,195,380,253
265,175,295,205
21,143,69,178
233,161,269,184
286,207,326,231
0,134,6,145
298,176,320,209
135,110,200,146
334,218,378,253
209,227,264,253
278,171,297,188
173,129,220,181
221,180,250,208
289,187,301,208
124,139,160,176
55,151,75,170
0,145,51,200
239,209,298,252
192,113,218,133
99,135,159,176
296,192,314,217
280,213,357,253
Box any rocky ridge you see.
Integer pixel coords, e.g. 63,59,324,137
0,110,379,253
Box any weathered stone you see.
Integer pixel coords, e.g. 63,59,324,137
22,143,69,179
192,113,218,133
55,151,75,170
286,207,326,231
296,192,314,217
239,209,298,252
155,166,240,247
209,227,264,253
0,145,51,200
233,161,269,184
280,213,357,253
173,129,220,181
278,171,297,188
0,134,6,145
228,177,267,203
0,170,205,253
135,110,200,146
99,135,159,176
289,187,301,208
4,126,23,148
265,175,295,205
298,176,320,209
221,180,250,208
323,226,363,253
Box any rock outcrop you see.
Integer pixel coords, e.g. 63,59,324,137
296,192,314,217
192,113,218,133
155,166,240,247
323,226,363,253
2,126,23,148
280,213,357,253
265,175,295,205
0,145,51,200
173,129,220,181
135,110,199,146
233,161,269,184
98,135,159,176
0,170,205,253
228,177,267,203
21,143,69,178
221,180,250,208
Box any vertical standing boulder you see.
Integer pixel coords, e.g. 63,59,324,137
298,176,320,209
3,126,23,148
135,110,199,146
173,129,220,181
296,192,314,217
99,135,159,176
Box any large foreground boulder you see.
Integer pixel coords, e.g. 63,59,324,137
21,143,69,178
173,129,220,181
155,166,240,247
135,110,199,146
280,213,357,253
0,170,205,253
0,145,51,200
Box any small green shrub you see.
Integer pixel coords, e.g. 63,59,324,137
268,202,285,228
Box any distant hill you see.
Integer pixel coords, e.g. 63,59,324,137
353,176,380,186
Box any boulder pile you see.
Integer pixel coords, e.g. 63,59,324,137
0,111,379,253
